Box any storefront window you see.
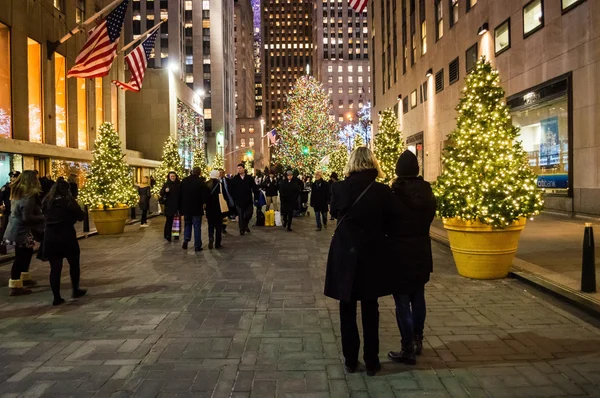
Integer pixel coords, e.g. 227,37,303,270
111,84,118,130
523,0,544,38
77,78,88,150
0,23,10,138
28,38,43,143
509,80,569,195
55,53,67,147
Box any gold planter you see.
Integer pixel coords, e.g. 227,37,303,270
442,217,527,279
90,207,129,235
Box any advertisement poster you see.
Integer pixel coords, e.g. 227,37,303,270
539,116,560,168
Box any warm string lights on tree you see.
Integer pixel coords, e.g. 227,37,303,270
327,144,349,180
272,76,338,175
79,122,138,209
152,136,185,195
374,108,405,184
433,57,544,228
192,143,210,179
211,153,224,171
352,133,364,150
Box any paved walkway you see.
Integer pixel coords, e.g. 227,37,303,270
0,216,599,397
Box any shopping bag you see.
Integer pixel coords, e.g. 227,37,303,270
258,191,267,207
172,215,181,238
218,192,229,213
269,210,275,227
265,210,272,227
274,211,282,227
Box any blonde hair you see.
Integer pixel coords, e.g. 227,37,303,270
10,170,41,200
344,147,384,178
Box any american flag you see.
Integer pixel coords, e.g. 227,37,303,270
112,29,158,92
269,129,278,145
349,0,368,12
67,0,129,79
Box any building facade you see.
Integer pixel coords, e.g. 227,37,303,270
261,0,313,132
371,0,600,215
313,0,372,127
0,0,159,188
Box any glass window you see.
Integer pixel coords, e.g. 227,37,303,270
55,53,67,147
338,76,343,83
241,138,246,147
111,84,118,130
494,19,511,56
53,0,65,11
466,0,477,11
562,0,585,12
338,87,343,93
523,0,544,37
435,0,443,40
77,78,87,150
348,65,353,72
449,0,458,27
411,89,417,108
76,0,86,24
421,21,427,55
95,78,103,130
465,43,478,73
249,138,254,147
328,65,333,72
249,127,255,134
0,22,11,138
328,76,333,83
338,65,343,72
348,76,353,83
28,38,43,143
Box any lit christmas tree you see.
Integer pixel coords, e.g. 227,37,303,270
327,144,349,180
211,153,224,171
192,144,210,179
374,108,405,184
352,133,364,150
433,58,544,228
79,122,138,209
152,136,185,195
273,76,338,175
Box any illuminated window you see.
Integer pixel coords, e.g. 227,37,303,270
338,87,343,94
249,138,254,146
55,53,67,147
562,0,585,12
523,0,544,38
111,84,118,130
77,78,87,150
241,138,246,147
421,21,427,55
494,19,511,55
435,0,443,40
76,0,85,24
328,65,333,72
95,78,103,130
53,0,65,11
0,22,11,138
467,0,477,11
28,38,43,143
249,127,255,134
338,76,343,83
450,0,459,27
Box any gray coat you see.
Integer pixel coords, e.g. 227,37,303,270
3,196,44,245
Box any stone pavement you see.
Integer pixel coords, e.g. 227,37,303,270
0,216,599,397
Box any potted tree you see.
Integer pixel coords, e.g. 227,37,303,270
433,58,544,279
80,122,138,235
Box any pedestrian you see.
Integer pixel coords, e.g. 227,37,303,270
311,171,330,231
218,168,234,234
68,173,78,199
278,171,301,232
138,176,152,228
328,172,339,221
206,170,225,249
39,175,55,200
159,171,181,242
0,171,20,255
387,150,436,365
263,172,279,211
230,163,259,235
3,170,45,296
179,167,209,251
324,147,397,377
42,179,87,306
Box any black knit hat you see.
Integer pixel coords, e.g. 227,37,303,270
395,150,419,177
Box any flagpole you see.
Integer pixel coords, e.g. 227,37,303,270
119,21,165,54
47,0,124,59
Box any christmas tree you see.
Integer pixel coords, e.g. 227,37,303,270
211,153,224,171
352,133,364,150
374,108,405,184
433,58,544,228
79,123,138,209
327,144,349,180
152,136,185,195
273,76,338,175
192,144,210,179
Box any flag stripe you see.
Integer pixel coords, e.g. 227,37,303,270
112,29,158,92
349,0,368,12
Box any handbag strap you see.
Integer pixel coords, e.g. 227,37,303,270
333,181,374,233
211,182,220,195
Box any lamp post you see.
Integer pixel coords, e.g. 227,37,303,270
260,117,265,169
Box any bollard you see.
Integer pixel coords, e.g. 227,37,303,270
581,222,596,293
83,205,90,233
130,207,136,220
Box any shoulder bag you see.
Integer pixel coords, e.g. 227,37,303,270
333,181,374,234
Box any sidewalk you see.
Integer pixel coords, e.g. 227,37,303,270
430,212,600,312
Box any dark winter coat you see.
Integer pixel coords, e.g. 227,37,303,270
263,177,279,197
160,180,181,216
310,178,330,213
230,174,258,208
3,196,45,246
205,179,225,224
179,174,209,216
1,183,11,215
389,151,436,293
42,196,85,258
278,178,301,213
69,182,78,199
138,186,151,211
324,169,398,302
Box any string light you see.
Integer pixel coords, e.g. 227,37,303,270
374,108,405,184
211,153,224,171
152,136,185,195
327,144,349,179
192,143,210,180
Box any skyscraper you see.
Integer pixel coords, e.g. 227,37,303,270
261,0,313,132
313,0,371,128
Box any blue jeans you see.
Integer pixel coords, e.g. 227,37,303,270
393,285,426,348
315,211,327,228
183,216,202,249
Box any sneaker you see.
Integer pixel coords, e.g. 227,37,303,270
140,223,150,228
10,288,32,297
72,289,87,299
53,297,66,306
182,241,189,250
388,349,416,365
22,280,37,287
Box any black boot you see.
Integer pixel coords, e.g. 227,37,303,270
414,334,423,356
388,343,416,365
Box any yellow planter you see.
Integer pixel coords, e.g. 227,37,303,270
90,207,129,235
442,217,526,279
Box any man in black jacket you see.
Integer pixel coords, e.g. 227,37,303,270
263,172,279,211
231,163,259,235
179,167,209,251
279,171,301,231
310,171,330,231
0,171,20,255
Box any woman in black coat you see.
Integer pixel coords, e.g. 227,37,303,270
325,147,397,377
205,170,225,249
278,171,301,231
160,172,181,242
138,176,152,227
42,180,86,306
387,150,436,365
310,170,330,231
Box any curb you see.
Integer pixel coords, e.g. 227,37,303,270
429,227,600,318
